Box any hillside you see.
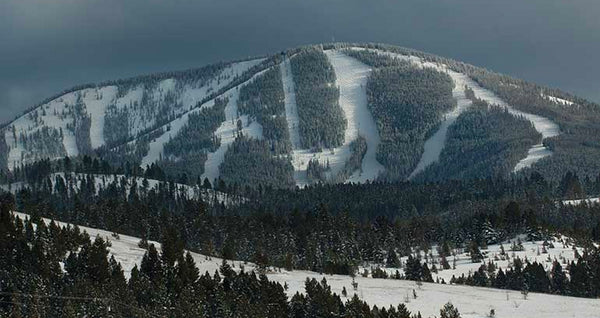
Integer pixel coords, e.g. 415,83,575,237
11,212,600,318
3,43,600,188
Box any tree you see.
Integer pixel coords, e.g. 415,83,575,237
440,302,461,318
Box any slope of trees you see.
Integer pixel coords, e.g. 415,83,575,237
219,135,294,189
416,90,541,181
238,66,291,154
348,42,600,181
0,196,446,317
363,59,455,180
290,47,346,149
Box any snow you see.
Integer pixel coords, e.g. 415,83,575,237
281,58,302,150
139,59,265,168
83,86,118,149
363,48,561,175
325,50,385,183
542,93,575,106
562,197,600,206
5,91,81,168
4,59,264,170
13,212,599,318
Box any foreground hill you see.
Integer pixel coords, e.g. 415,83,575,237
11,212,600,318
3,43,600,188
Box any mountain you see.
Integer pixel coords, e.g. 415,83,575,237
3,43,600,188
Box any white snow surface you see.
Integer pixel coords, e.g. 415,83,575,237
326,50,385,183
13,212,600,318
364,48,561,175
281,58,302,150
284,50,385,186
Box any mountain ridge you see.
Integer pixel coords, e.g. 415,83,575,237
3,43,599,187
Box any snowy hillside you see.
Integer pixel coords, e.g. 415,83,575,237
6,43,597,188
365,48,561,176
14,212,600,318
3,59,263,169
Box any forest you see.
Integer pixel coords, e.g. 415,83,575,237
0,196,464,318
347,49,455,180
290,47,346,149
415,89,541,181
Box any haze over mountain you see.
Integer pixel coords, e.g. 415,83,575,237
2,0,600,124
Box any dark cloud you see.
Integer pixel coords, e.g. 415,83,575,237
1,0,599,122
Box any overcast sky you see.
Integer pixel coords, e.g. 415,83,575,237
1,0,599,123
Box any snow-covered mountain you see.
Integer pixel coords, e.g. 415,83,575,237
3,43,598,187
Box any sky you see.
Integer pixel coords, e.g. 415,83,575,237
1,0,599,123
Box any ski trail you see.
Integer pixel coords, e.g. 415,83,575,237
325,50,385,183
280,58,311,185
281,58,302,149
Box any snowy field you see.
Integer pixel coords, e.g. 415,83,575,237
363,234,583,285
13,212,600,318
363,48,561,175
283,50,386,186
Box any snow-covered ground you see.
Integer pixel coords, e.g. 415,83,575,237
281,58,302,150
364,48,561,175
13,212,599,318
364,235,583,285
280,58,310,185
283,50,386,187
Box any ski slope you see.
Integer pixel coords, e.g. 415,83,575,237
366,48,561,176
283,50,386,187
326,50,385,183
13,212,600,318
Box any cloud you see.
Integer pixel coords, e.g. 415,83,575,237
1,0,599,122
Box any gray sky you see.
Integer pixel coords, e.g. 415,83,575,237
1,0,599,123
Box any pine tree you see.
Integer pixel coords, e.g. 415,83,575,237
440,302,461,318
